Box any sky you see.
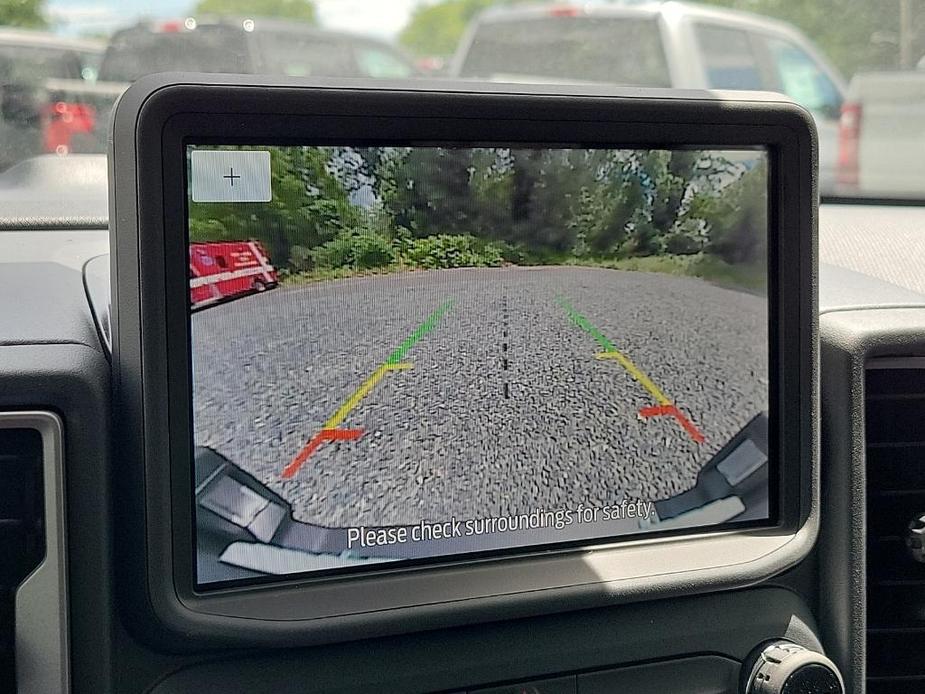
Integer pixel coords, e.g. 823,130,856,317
47,0,422,38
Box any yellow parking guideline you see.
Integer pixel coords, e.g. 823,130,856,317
558,295,705,444
595,351,671,406
323,362,413,429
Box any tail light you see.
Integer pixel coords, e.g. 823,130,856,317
156,20,184,32
837,101,861,190
415,56,445,74
547,5,581,17
156,18,197,32
40,101,96,154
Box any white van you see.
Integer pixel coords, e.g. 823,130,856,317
450,1,845,192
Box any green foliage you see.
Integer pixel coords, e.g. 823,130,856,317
691,254,767,292
507,149,588,252
382,147,479,235
381,148,654,257
289,245,314,272
188,146,357,266
496,241,525,264
404,234,504,269
705,161,768,265
566,253,702,276
310,230,396,270
562,253,766,291
0,0,46,28
569,171,635,257
285,265,397,284
190,144,767,293
189,217,229,241
300,230,505,273
398,0,493,57
194,0,316,23
664,232,703,256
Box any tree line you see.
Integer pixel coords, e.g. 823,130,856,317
188,146,767,277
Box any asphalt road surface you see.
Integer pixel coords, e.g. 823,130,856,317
192,266,767,528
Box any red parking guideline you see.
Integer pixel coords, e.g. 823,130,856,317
282,299,454,479
282,428,363,479
638,405,705,444
557,296,705,444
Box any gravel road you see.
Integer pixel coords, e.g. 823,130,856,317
192,266,767,528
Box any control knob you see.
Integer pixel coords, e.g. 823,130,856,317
741,640,844,694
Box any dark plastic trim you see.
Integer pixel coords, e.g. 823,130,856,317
109,74,819,650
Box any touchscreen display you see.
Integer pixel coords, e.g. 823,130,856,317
187,144,771,587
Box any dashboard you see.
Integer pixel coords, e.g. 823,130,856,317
1,85,924,693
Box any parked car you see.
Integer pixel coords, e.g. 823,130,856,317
0,28,101,85
23,17,418,159
837,69,925,197
190,240,278,309
99,17,417,83
450,1,846,193
0,29,102,168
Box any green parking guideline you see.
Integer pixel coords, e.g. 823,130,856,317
386,299,455,364
556,296,617,352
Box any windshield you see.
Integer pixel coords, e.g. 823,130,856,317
0,43,88,81
100,26,249,81
456,15,671,86
0,0,920,200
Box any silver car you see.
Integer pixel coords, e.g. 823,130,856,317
451,1,846,193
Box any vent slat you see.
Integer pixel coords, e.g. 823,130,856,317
867,368,925,396
867,679,925,694
868,537,925,582
866,366,925,684
867,491,925,538
0,428,45,689
868,446,925,490
867,632,925,677
867,585,925,628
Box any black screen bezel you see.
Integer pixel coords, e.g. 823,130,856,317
111,77,815,649
162,111,801,602
180,138,779,591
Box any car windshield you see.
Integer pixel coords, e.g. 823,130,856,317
0,43,88,81
456,15,671,86
0,0,920,200
99,25,249,81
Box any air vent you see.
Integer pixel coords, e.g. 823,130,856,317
865,364,925,693
0,427,45,688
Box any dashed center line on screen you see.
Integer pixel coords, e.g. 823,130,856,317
501,293,511,399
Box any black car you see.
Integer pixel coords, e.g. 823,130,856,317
99,16,416,83
0,29,102,168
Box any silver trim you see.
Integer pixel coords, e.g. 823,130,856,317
3,412,69,694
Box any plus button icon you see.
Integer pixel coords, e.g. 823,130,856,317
223,167,241,187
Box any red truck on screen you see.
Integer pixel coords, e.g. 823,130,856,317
189,241,278,309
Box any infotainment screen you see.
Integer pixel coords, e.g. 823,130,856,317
187,144,771,587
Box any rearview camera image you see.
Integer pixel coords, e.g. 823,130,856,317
188,144,771,586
